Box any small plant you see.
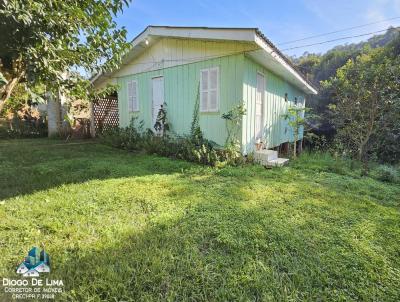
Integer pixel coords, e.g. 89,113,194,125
153,103,169,136
221,104,246,165
190,84,204,144
282,104,313,159
221,104,246,146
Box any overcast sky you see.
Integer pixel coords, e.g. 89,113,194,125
115,0,400,56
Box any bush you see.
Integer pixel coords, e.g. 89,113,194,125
99,117,143,151
371,165,399,183
100,100,247,167
0,116,47,138
100,122,245,167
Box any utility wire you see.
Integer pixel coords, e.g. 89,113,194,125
278,16,400,45
281,27,399,52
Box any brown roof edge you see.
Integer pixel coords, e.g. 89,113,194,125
255,29,318,93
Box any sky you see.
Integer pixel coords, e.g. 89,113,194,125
115,0,400,57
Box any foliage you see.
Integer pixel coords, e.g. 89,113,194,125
1,140,400,301
0,116,47,138
99,117,144,150
370,165,399,184
220,104,246,164
0,72,7,86
153,103,170,135
293,27,400,146
0,0,131,110
221,104,246,145
323,42,400,162
0,96,47,138
282,105,312,158
190,84,203,143
100,103,247,167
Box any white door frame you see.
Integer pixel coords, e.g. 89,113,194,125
151,76,165,131
255,72,265,141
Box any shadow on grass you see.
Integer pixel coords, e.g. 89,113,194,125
41,171,400,301
0,139,195,200
1,140,399,301
51,197,399,301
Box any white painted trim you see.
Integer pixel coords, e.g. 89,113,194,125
92,26,317,95
151,76,165,130
255,71,265,140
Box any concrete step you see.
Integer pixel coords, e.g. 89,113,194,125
266,158,289,167
254,149,278,163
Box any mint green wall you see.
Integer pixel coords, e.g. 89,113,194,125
242,56,306,154
117,54,244,146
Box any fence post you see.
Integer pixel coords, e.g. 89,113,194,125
89,100,96,138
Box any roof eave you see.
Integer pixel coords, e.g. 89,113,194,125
92,26,318,95
254,30,318,95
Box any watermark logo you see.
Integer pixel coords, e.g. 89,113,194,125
16,247,50,277
1,246,63,300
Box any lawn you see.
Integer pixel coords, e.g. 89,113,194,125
0,139,399,301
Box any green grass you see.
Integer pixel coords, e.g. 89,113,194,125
1,139,399,301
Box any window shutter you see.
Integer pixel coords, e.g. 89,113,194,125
127,81,133,112
209,68,218,111
132,81,138,111
200,70,209,111
127,80,138,112
200,67,219,112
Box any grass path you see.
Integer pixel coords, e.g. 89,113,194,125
1,139,399,301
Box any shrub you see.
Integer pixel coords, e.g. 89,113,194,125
0,116,47,138
371,165,399,183
100,100,248,167
99,117,143,151
101,125,242,167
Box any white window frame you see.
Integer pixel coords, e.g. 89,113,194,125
127,80,139,112
200,67,220,113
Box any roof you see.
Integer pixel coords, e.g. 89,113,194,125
92,26,317,95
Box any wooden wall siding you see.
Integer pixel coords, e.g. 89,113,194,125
113,38,256,78
117,53,244,146
242,56,306,154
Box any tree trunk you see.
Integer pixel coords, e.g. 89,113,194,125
358,146,363,161
89,101,96,138
293,139,297,159
293,128,298,159
0,57,25,112
47,92,62,137
0,74,23,112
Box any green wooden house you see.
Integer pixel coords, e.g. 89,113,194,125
92,26,317,154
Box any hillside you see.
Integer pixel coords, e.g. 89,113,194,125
291,27,400,143
292,26,400,87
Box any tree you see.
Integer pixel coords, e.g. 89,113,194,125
292,27,400,144
323,45,400,161
0,0,131,112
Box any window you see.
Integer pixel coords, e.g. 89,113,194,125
200,67,219,112
127,80,139,112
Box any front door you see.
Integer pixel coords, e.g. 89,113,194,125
255,72,265,140
152,76,164,129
